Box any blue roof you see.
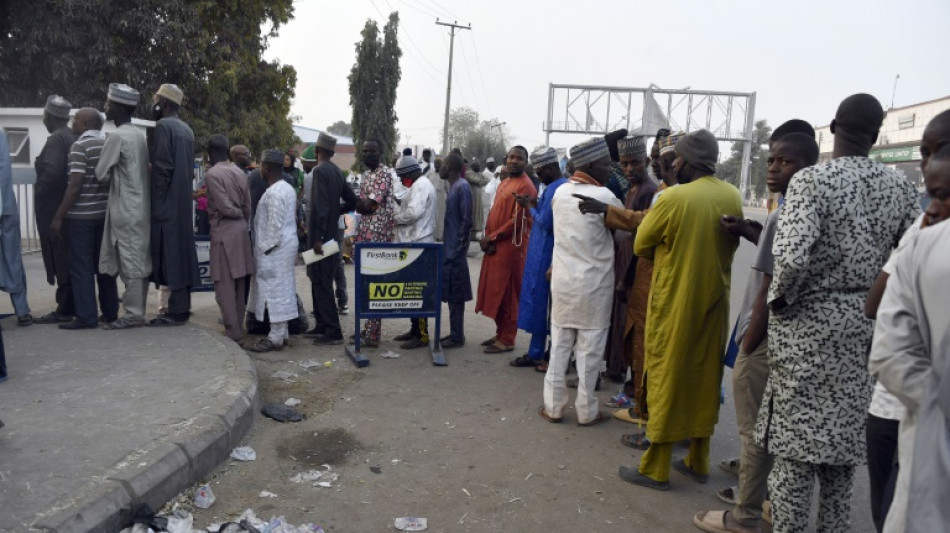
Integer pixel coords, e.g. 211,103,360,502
293,125,354,146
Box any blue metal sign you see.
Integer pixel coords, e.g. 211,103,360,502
346,242,445,367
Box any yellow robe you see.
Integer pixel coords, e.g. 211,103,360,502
633,177,742,442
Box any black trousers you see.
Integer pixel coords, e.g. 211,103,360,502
867,413,900,532
408,318,429,342
334,228,347,306
447,301,464,343
67,218,119,325
308,258,343,338
167,289,191,321
0,321,6,379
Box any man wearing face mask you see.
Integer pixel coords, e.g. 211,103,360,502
355,138,396,347
147,83,199,326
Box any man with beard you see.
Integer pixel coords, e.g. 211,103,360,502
147,83,199,326
96,83,152,329
509,147,567,369
476,146,537,354
33,95,76,323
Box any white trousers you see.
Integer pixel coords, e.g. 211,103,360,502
543,325,608,424
268,321,289,345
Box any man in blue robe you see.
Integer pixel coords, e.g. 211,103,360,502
509,147,568,369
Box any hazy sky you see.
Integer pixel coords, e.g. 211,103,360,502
265,0,950,151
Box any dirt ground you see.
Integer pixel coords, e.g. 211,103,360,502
167,242,872,533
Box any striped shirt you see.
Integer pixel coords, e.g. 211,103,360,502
66,130,109,219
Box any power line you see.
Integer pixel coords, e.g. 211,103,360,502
368,0,443,84
456,31,483,111
425,0,466,24
466,31,494,118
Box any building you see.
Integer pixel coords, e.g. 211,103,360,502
815,94,950,186
292,125,356,173
1,107,154,252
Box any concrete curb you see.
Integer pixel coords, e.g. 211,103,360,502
29,328,258,533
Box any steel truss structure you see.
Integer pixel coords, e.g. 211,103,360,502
544,83,757,197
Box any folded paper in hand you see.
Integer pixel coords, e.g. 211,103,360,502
302,239,339,265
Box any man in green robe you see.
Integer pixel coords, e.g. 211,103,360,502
619,129,742,491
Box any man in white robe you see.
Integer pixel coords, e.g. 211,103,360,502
247,149,299,352
541,137,621,426
392,155,437,349
869,147,950,533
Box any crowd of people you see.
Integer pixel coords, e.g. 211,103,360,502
1,85,948,533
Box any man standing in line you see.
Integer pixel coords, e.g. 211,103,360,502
1,129,26,381
308,133,357,346
148,83,199,326
50,108,119,329
355,138,396,348
230,145,252,175
476,146,537,354
540,137,621,425
33,94,76,324
869,146,950,533
247,150,299,352
602,137,657,392
618,129,742,491
508,147,566,369
438,154,473,349
96,83,151,330
754,94,919,533
420,148,443,241
0,130,32,327
204,134,254,342
484,156,501,217
465,156,491,240
693,130,818,533
392,155,437,350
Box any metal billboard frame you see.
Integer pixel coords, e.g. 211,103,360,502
543,83,757,197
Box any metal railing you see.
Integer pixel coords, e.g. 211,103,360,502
11,168,40,253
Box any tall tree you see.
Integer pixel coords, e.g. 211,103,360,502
717,119,772,199
0,0,298,156
327,120,353,138
442,107,508,163
348,12,402,171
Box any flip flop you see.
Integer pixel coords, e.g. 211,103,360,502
484,342,513,354
605,392,634,408
612,407,646,425
147,316,186,327
719,457,741,476
717,486,738,505
534,361,549,372
480,336,498,346
693,510,761,533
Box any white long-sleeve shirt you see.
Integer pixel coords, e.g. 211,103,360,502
394,176,436,243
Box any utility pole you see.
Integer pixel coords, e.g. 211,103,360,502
436,19,470,155
891,74,900,109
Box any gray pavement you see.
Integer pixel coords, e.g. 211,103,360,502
0,253,257,532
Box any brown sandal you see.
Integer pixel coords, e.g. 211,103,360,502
534,361,549,372
483,341,513,353
480,336,498,346
620,431,650,450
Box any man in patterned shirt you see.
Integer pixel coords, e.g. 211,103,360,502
356,138,396,347
754,94,919,533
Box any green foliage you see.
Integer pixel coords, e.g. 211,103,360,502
716,119,772,198
348,12,402,172
444,107,508,163
0,0,298,157
327,120,353,138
